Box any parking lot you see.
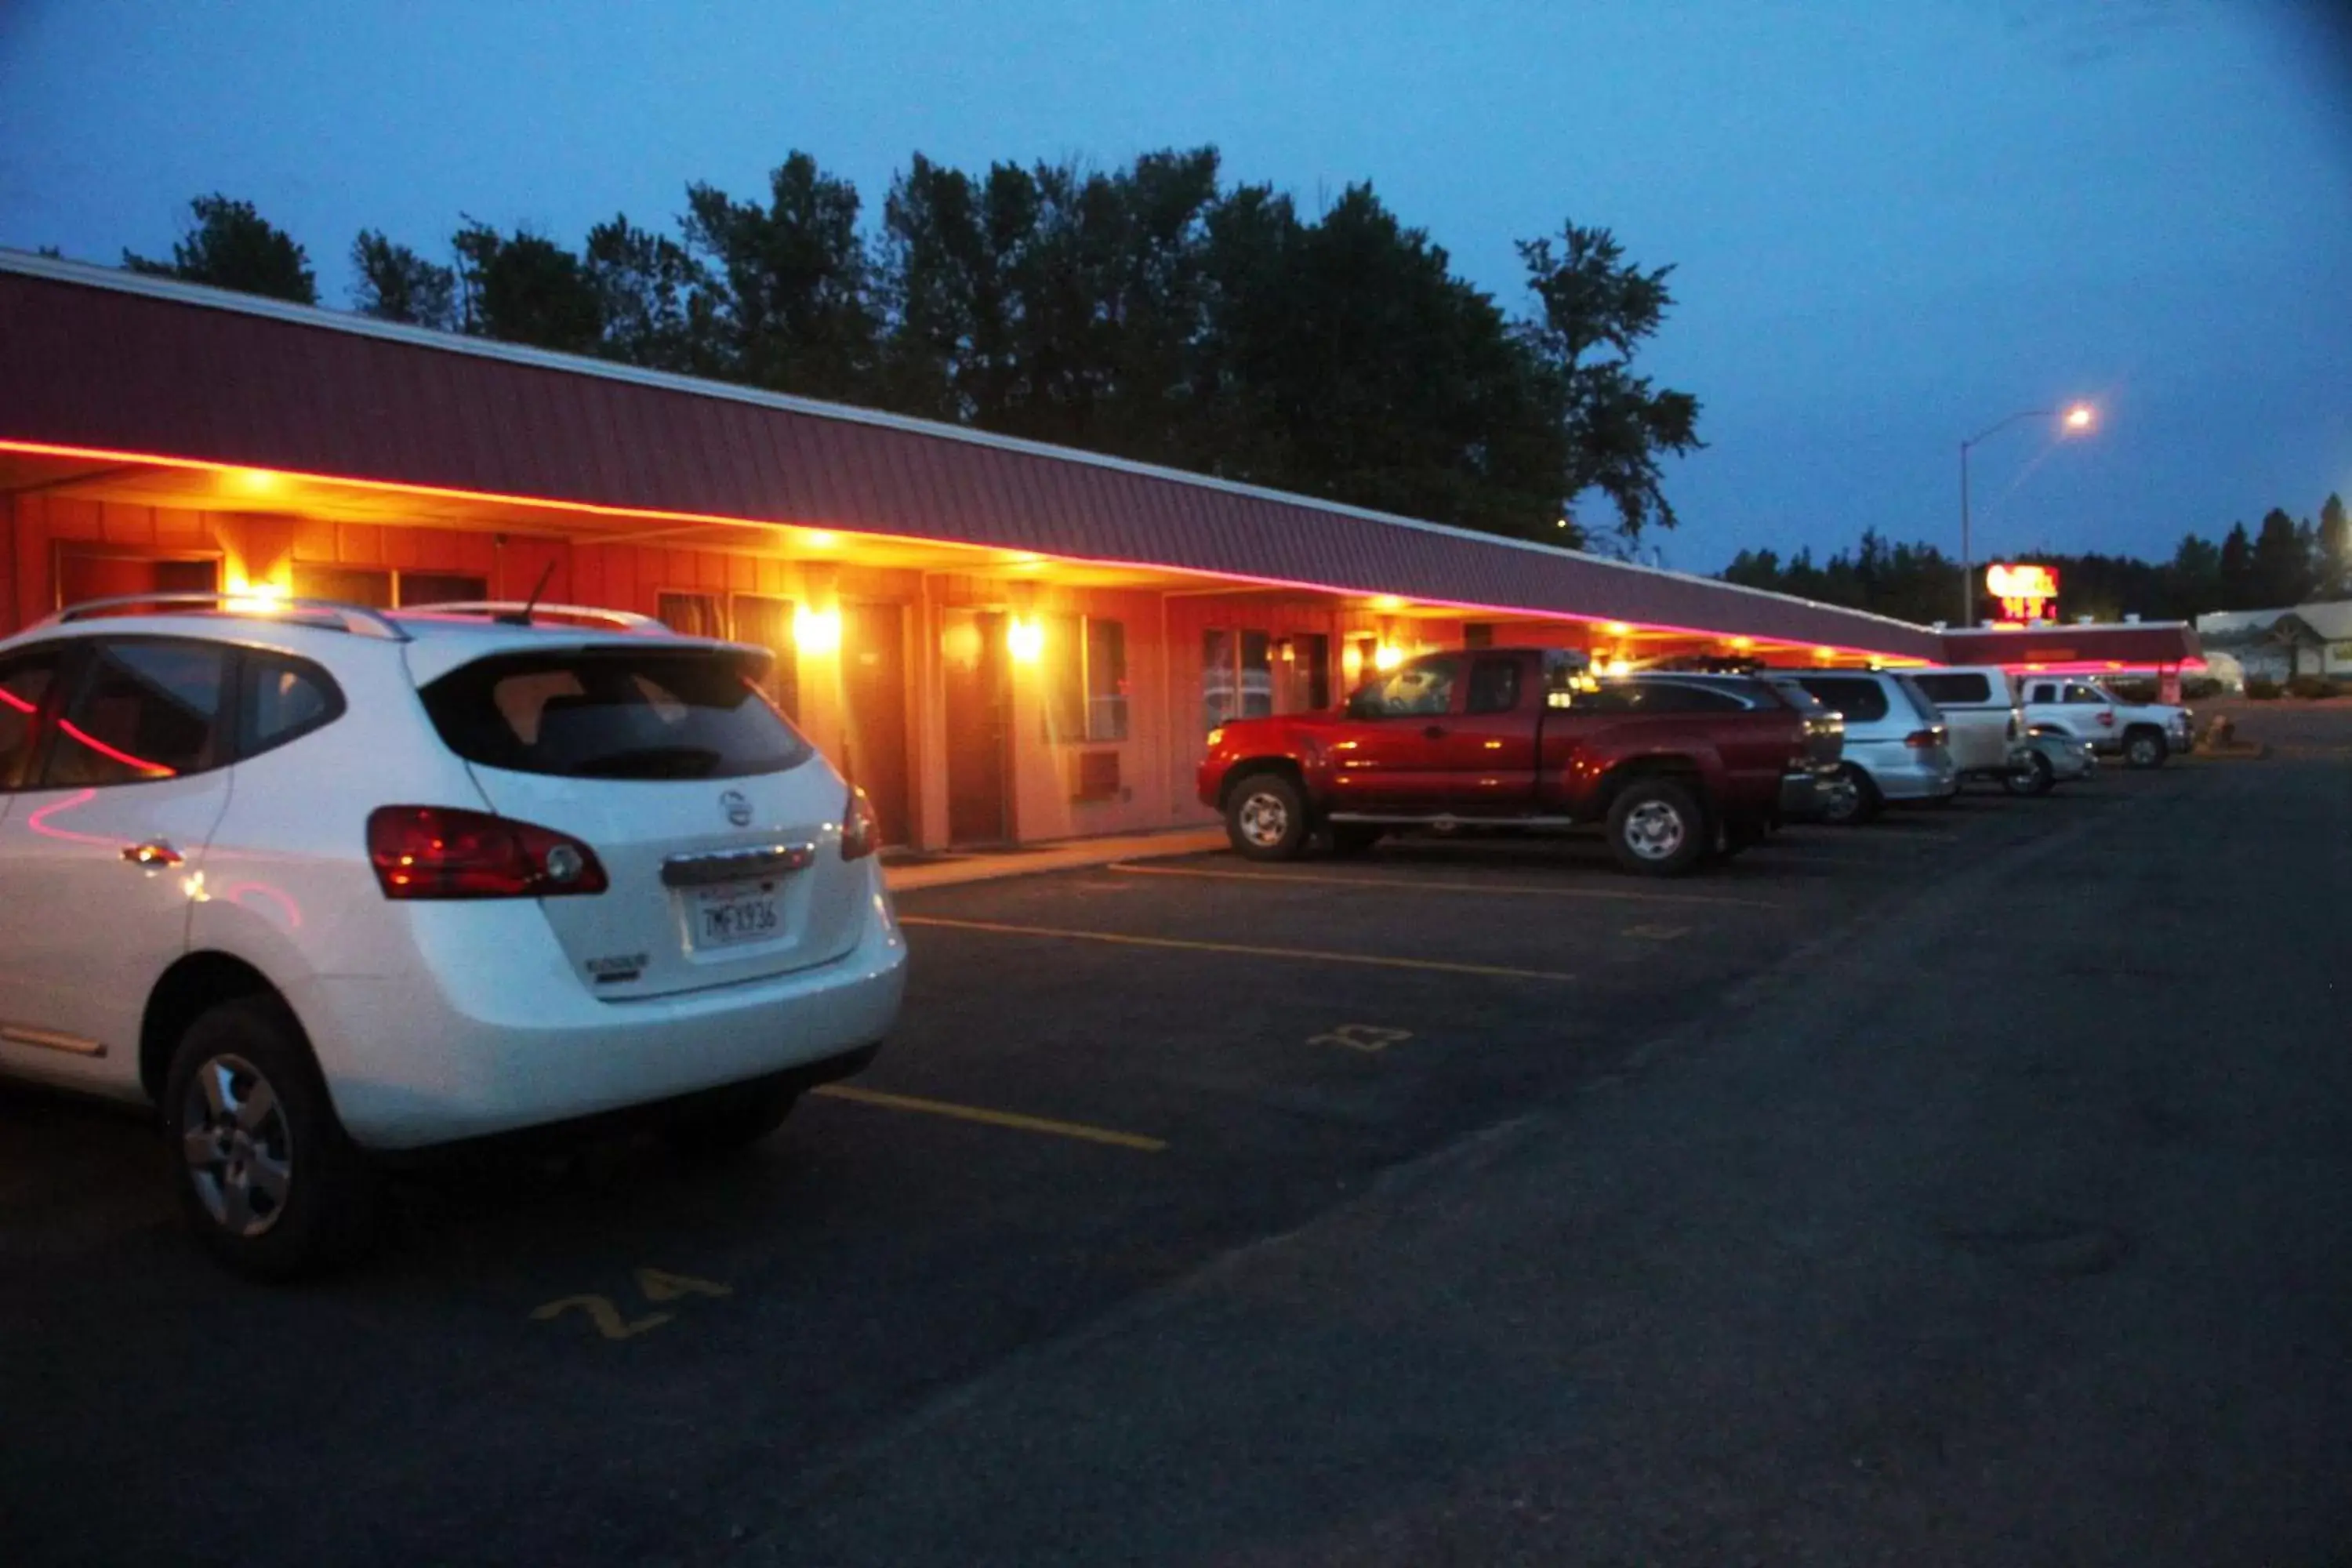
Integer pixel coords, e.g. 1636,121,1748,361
5,756,2350,1566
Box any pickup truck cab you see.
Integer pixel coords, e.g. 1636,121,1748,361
1196,648,1809,876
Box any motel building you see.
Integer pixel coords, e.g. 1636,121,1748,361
0,253,2199,851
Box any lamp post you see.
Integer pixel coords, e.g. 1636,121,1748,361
1959,402,2095,626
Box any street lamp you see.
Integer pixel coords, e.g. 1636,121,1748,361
1959,402,2096,626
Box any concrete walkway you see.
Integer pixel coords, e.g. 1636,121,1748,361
882,826,1227,892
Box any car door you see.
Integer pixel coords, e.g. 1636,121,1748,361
1438,653,1539,815
1327,654,1462,813
0,636,236,1094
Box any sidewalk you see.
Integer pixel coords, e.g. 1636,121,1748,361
882,826,1228,893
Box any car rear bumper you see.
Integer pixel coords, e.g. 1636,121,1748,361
297,870,909,1150
1779,768,1832,819
1867,753,1959,801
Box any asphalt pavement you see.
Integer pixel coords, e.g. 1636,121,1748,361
2,754,2346,1566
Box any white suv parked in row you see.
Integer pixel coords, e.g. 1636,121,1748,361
0,595,906,1276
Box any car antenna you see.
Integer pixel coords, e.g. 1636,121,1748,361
498,562,557,626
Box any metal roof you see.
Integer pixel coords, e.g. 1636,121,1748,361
0,251,1944,656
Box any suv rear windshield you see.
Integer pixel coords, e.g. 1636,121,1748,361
1914,671,1996,706
421,648,811,780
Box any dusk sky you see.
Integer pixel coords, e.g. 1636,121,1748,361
2,0,2344,574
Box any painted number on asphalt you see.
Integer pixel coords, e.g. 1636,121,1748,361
1308,1024,1414,1054
532,1269,733,1341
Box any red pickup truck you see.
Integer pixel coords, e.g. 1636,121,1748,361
1197,648,1817,876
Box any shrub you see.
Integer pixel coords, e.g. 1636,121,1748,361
2245,677,2283,700
2180,675,2224,701
2285,674,2340,699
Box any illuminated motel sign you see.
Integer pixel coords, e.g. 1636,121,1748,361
1985,562,2059,625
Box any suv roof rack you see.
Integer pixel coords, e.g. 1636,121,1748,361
395,601,670,632
38,593,412,641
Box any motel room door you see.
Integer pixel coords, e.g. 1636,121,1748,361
942,608,1011,844
838,603,913,848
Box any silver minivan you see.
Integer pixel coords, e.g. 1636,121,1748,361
1766,670,1958,825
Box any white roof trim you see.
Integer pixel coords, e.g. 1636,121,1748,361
0,247,1934,641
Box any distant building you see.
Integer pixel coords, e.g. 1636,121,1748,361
2194,601,2352,687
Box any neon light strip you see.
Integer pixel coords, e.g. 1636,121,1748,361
56,719,176,776
0,438,1938,662
0,687,33,713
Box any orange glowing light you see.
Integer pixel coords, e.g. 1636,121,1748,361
1985,562,2060,622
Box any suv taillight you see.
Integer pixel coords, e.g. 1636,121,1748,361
367,806,608,899
841,785,880,861
1904,728,1943,750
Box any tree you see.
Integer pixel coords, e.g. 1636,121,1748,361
350,230,457,329
2219,521,2254,608
2319,492,2350,597
584,214,713,372
684,153,880,402
2251,506,2310,607
452,221,602,354
1515,222,1703,551
125,194,317,304
2169,532,2223,615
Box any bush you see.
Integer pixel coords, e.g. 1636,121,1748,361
2180,675,2224,701
2285,675,2341,699
2245,677,2283,700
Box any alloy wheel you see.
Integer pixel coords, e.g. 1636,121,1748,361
180,1053,295,1240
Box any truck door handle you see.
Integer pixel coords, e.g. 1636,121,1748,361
1422,725,1448,740
122,840,183,869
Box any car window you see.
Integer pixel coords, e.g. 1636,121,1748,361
419,647,813,780
238,652,345,760
1893,675,1942,722
1465,657,1521,716
43,638,230,786
2028,681,2057,703
2063,683,2103,703
1915,672,1992,706
1624,681,1747,713
1794,676,1889,723
0,648,64,790
1353,657,1459,719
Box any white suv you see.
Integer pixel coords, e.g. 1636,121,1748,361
0,595,906,1276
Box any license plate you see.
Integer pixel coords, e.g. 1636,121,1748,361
690,880,782,949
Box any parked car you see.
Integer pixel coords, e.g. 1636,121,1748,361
1762,669,1958,825
1199,649,1811,876
0,593,906,1277
2017,675,2189,768
1910,666,2025,784
2003,723,2098,796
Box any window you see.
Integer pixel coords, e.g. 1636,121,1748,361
45,639,230,786
1277,633,1330,713
2029,681,2058,703
0,650,62,789
1914,672,1994,706
1042,616,1128,742
1466,656,1522,715
1893,675,1943,723
2063,682,2103,704
398,572,488,608
729,595,801,720
420,648,812,781
1632,680,1748,712
1202,628,1273,731
655,592,722,638
1352,656,1459,718
291,564,393,608
239,654,344,758
1795,676,1889,723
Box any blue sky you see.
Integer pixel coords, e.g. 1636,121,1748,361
1,0,2346,572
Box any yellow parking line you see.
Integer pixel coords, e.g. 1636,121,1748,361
810,1084,1167,1152
1104,860,1783,910
898,914,1579,982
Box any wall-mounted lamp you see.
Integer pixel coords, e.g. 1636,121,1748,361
1007,615,1045,662
793,604,842,655
1372,642,1405,672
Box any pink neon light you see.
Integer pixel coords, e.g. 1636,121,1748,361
56,720,176,777
0,439,1936,662
24,789,111,845
0,687,34,714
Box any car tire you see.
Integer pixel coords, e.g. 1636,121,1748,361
1225,771,1311,861
2124,729,2167,769
1327,824,1383,858
1606,777,1710,877
2004,750,2056,797
163,996,379,1281
665,1079,799,1159
1818,764,1881,826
